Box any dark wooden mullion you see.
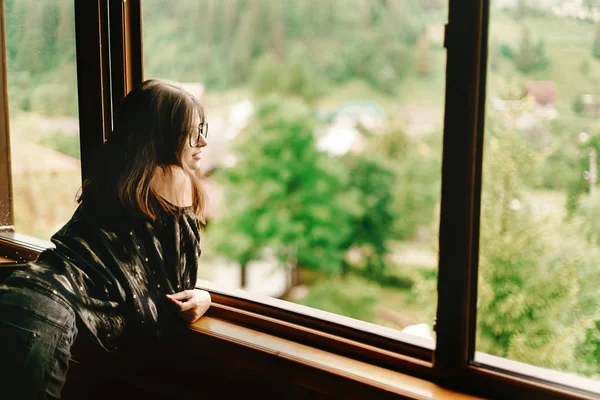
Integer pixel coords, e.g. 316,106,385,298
0,0,13,230
127,0,144,86
434,0,487,385
74,0,112,182
108,0,144,123
468,0,490,363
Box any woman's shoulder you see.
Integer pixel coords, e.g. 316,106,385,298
150,166,193,208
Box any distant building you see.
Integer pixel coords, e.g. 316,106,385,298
330,100,386,133
582,94,600,117
316,121,365,156
489,81,559,132
11,140,80,175
525,81,558,108
401,107,442,136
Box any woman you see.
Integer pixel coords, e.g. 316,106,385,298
0,79,212,399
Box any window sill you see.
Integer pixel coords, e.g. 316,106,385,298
187,315,480,400
473,353,600,397
197,278,435,379
0,231,53,261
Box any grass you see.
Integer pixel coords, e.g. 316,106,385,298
288,239,439,332
315,49,448,118
13,171,81,240
288,271,436,331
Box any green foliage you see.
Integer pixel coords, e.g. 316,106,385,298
573,95,585,114
577,320,600,377
580,59,591,77
339,154,397,278
142,1,421,95
250,48,324,102
250,53,285,97
415,34,432,77
5,0,78,117
30,66,79,117
297,276,379,321
566,133,600,215
574,191,600,247
210,96,362,274
500,43,515,60
593,23,600,60
514,27,550,73
516,0,528,19
537,118,590,191
478,212,598,371
368,125,441,241
478,115,600,375
38,131,80,160
488,37,501,72
515,27,535,73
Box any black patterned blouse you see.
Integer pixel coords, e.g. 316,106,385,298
7,199,201,353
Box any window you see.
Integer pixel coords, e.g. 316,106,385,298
475,0,600,391
143,0,448,349
0,0,598,398
4,0,81,241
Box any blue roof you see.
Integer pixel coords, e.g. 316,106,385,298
333,100,386,117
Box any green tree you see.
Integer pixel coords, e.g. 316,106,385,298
567,133,600,215
513,27,551,73
593,23,600,60
516,0,527,19
515,27,536,73
573,95,585,114
415,34,432,77
585,0,600,15
339,154,397,279
210,97,362,287
250,53,285,97
574,190,600,246
297,276,379,321
478,115,600,375
580,59,591,77
368,123,441,241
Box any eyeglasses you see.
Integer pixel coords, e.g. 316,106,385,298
189,122,208,147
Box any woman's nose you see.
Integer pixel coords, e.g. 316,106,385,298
197,134,208,147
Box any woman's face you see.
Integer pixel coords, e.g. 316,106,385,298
181,112,208,171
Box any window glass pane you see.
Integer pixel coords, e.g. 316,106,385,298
477,0,600,391
144,0,447,345
6,0,81,241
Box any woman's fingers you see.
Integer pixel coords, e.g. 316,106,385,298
166,290,211,320
166,289,194,301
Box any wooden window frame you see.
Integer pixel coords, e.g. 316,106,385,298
0,0,598,398
0,0,11,232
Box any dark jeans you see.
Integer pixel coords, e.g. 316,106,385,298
0,280,78,400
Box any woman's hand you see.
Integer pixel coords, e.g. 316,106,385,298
166,289,211,323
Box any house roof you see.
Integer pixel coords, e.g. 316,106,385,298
525,81,558,106
11,140,80,175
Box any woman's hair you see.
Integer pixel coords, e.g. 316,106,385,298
78,79,205,222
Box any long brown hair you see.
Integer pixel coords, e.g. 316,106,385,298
78,79,206,222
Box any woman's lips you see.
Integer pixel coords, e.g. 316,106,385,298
193,152,202,160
